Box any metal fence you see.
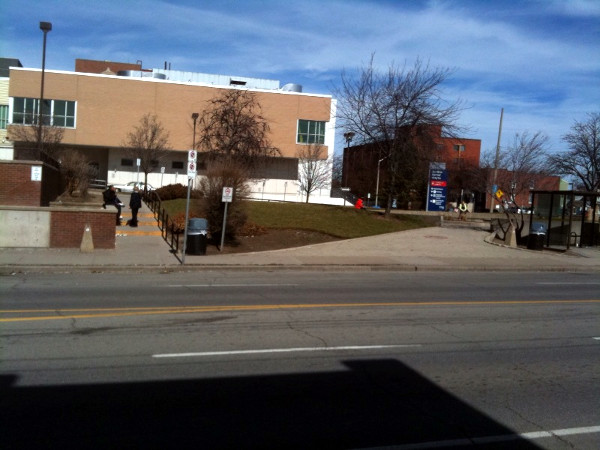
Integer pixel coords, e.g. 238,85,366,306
145,191,183,256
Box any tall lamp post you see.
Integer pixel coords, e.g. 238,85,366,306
191,112,199,149
38,21,52,156
342,131,355,187
375,156,387,208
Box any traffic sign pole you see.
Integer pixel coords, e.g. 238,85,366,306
182,150,198,264
219,187,233,251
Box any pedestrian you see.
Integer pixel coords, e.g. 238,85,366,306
128,186,141,227
129,186,142,227
355,197,364,209
102,185,123,225
458,200,468,221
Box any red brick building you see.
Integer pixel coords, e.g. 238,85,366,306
342,125,481,208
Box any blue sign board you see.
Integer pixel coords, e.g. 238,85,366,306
427,163,448,212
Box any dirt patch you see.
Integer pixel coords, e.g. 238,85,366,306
204,228,341,255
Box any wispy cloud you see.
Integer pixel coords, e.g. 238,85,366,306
1,0,598,153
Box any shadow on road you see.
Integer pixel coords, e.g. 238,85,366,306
1,359,540,449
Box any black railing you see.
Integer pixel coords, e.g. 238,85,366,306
145,191,183,256
330,187,359,205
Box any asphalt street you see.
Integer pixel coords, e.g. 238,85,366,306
2,271,599,449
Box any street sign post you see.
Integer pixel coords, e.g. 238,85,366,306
220,187,234,251
182,150,198,264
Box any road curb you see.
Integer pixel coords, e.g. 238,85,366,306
2,263,597,275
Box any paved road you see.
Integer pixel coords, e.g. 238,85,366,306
2,271,599,448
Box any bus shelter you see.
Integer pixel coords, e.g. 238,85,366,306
530,190,599,250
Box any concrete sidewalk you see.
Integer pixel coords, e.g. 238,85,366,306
1,222,599,273
1,195,599,273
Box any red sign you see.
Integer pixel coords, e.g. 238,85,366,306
431,180,447,187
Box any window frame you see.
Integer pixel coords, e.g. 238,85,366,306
10,97,76,128
0,105,8,129
297,119,326,145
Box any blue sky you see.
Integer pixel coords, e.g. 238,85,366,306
1,0,599,156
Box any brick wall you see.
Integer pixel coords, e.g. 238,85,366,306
50,209,115,248
0,160,62,207
0,161,43,206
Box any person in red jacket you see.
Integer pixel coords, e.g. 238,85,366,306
355,198,364,209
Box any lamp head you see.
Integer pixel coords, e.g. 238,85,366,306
40,22,52,32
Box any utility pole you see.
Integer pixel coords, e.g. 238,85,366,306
490,108,504,213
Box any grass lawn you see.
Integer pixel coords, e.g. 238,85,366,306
162,199,435,239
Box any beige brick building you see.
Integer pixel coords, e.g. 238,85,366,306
6,63,337,202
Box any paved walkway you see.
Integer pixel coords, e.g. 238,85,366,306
1,197,599,273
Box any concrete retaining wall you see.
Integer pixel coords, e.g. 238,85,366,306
0,208,50,247
0,206,115,249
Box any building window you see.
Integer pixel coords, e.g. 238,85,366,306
11,97,75,128
52,100,76,127
453,144,465,152
0,105,8,129
297,119,326,144
121,158,134,166
172,161,184,170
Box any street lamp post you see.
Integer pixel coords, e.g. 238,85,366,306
38,21,52,156
375,156,386,208
342,131,355,187
191,112,199,149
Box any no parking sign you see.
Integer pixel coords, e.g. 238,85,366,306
222,187,233,203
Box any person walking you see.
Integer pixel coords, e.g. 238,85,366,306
458,200,468,221
129,186,142,227
103,185,123,225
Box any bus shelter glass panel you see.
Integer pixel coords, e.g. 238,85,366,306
580,195,599,247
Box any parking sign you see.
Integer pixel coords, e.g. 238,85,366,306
222,187,233,203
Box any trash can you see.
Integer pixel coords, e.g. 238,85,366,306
527,223,546,250
186,218,208,255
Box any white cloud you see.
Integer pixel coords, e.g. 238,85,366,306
1,0,597,155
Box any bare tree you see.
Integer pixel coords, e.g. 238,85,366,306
59,150,93,197
124,114,171,193
194,90,279,239
496,131,550,203
549,112,600,191
335,55,466,216
297,144,332,203
331,152,344,188
196,90,279,173
197,160,250,244
477,131,550,243
8,123,64,161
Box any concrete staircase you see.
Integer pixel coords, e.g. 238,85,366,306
115,194,161,237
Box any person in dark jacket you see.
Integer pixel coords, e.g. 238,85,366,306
103,185,123,225
129,186,142,227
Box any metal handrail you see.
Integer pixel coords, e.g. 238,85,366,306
145,190,183,254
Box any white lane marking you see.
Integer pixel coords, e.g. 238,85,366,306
167,284,298,287
536,282,600,285
369,425,600,449
153,344,421,358
593,337,600,340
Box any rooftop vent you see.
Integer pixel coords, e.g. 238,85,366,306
281,83,302,93
117,70,167,80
